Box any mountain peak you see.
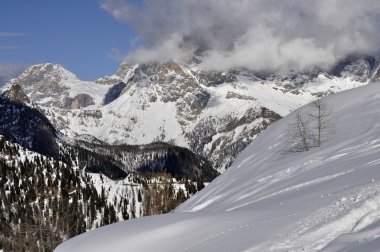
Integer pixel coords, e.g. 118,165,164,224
6,63,80,95
95,62,138,85
5,63,110,109
20,63,79,82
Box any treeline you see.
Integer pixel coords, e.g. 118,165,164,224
0,138,202,252
0,147,116,251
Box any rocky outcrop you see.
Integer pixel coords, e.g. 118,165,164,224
197,70,237,86
225,91,256,100
103,82,127,105
64,94,95,109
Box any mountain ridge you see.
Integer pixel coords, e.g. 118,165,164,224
5,56,379,171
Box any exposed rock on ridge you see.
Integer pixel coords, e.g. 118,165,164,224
6,56,380,171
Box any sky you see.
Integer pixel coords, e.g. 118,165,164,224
2,0,380,84
0,0,137,82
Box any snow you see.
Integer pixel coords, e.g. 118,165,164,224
67,80,109,108
54,66,109,108
40,63,368,151
84,173,144,223
55,82,380,251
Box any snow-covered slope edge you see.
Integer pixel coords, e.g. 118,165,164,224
56,83,380,252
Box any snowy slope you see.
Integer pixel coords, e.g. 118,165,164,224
56,82,380,252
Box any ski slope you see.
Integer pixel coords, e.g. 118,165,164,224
56,82,380,251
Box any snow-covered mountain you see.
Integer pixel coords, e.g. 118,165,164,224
0,79,216,182
7,56,380,172
9,63,109,109
56,82,380,252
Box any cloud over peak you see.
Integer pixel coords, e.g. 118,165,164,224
102,0,380,72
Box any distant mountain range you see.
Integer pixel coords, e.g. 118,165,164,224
3,55,380,172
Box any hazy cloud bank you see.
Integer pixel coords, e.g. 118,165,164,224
0,32,26,37
102,0,380,72
0,64,26,86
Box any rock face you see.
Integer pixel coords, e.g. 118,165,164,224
225,91,256,100
65,94,95,109
103,82,127,105
5,56,380,172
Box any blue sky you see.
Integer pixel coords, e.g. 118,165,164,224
0,0,137,81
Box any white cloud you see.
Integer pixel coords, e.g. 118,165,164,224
0,32,26,51
0,32,26,37
102,0,380,72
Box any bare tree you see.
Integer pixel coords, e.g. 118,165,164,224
308,98,333,147
286,98,334,152
286,111,313,152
